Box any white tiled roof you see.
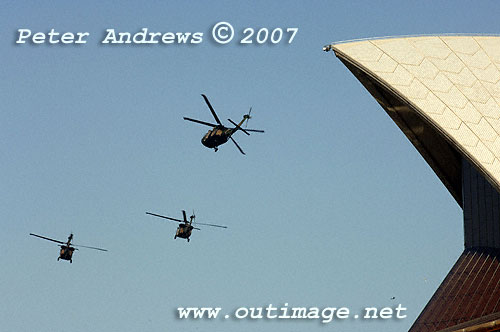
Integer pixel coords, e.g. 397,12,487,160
333,36,500,192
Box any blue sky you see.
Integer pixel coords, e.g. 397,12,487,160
1,1,499,331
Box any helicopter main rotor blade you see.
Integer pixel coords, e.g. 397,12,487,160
29,233,65,245
193,222,228,229
227,119,250,136
193,227,201,230
182,210,188,223
73,244,108,251
201,94,223,125
230,137,245,155
183,117,217,127
243,129,265,133
146,212,184,223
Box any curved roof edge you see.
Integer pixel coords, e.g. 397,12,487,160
328,33,500,47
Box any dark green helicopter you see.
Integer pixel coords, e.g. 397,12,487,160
183,94,264,155
29,233,107,263
146,210,227,242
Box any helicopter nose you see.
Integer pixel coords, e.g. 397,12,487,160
201,136,210,147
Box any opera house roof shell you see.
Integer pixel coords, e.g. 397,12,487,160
329,35,500,206
327,35,500,332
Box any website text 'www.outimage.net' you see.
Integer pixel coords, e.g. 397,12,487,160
177,303,407,324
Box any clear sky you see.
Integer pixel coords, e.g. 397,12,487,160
1,1,499,331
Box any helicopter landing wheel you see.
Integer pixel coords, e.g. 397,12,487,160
187,238,190,242
70,260,72,263
214,147,218,152
174,235,177,239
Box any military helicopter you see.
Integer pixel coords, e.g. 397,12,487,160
183,94,265,155
29,233,107,263
146,210,227,242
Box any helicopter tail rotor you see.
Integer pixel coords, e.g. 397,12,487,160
244,107,252,127
238,108,264,134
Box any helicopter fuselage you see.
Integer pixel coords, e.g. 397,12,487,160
175,223,193,242
201,126,234,149
58,245,75,262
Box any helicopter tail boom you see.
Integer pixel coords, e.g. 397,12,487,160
228,118,250,136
